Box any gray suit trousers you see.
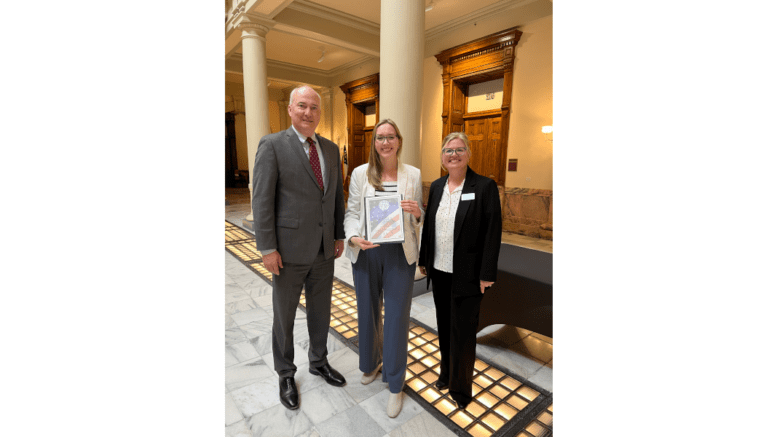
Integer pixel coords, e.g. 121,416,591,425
271,247,334,378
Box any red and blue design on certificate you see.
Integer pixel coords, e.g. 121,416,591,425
364,194,405,244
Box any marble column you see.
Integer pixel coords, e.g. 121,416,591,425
239,19,273,224
281,89,293,131
232,98,248,172
379,0,424,168
319,87,334,142
278,98,289,131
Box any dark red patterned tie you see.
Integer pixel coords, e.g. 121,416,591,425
307,137,324,191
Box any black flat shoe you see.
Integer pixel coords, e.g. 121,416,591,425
309,363,346,387
434,379,449,391
279,377,299,410
452,396,471,410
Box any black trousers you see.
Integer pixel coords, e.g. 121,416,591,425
430,267,483,406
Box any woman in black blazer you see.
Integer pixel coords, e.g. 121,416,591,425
418,132,502,409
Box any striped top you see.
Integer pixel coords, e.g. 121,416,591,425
375,181,398,196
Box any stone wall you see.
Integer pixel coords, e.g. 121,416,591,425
422,183,553,241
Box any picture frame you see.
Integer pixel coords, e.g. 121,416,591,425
364,194,405,244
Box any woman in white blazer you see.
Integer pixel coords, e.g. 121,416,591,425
343,119,423,418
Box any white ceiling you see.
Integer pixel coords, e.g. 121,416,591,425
225,0,549,87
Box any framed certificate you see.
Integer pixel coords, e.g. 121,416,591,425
364,194,405,244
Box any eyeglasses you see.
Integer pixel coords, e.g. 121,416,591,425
375,135,397,143
442,147,468,156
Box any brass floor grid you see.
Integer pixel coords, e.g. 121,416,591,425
225,221,553,437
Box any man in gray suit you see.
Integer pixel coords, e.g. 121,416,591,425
252,85,346,410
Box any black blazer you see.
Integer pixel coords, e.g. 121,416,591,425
419,167,502,296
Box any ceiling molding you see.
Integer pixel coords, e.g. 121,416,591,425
325,55,377,77
229,53,376,80
241,11,278,29
425,0,539,41
286,0,380,36
274,56,374,78
263,0,297,19
226,68,330,94
272,23,380,58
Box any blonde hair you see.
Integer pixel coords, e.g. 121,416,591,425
367,119,403,190
440,131,471,170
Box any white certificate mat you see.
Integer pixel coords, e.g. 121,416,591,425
364,194,405,244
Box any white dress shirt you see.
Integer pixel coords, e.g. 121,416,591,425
433,178,463,273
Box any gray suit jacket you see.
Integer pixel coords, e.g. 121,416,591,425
252,127,346,265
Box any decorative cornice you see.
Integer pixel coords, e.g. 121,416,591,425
262,55,375,79
286,0,380,36
426,0,538,41
228,10,276,37
225,0,249,33
239,12,276,31
272,23,379,58
450,41,514,64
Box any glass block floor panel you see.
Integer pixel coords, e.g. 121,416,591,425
225,221,553,437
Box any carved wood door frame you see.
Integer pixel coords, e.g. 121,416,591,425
339,74,379,198
435,27,522,186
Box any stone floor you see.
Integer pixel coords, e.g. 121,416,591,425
225,188,552,436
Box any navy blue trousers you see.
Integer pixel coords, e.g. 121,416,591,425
352,243,416,393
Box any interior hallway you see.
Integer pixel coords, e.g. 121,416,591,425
225,188,552,436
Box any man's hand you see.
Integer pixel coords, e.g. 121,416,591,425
334,240,345,259
263,251,283,275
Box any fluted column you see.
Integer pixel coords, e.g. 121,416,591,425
239,17,273,223
379,0,424,168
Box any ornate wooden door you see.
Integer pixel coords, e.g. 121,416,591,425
464,114,502,182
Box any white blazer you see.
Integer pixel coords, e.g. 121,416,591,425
344,163,424,265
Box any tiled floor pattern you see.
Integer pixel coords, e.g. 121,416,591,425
226,221,553,436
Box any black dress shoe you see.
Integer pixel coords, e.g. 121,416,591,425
279,376,299,410
434,379,449,391
309,363,346,387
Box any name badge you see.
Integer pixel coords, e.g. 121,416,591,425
462,193,475,201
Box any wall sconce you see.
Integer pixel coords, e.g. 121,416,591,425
425,1,435,12
317,47,326,63
541,125,553,142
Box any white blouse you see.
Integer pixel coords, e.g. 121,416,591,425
433,179,463,273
